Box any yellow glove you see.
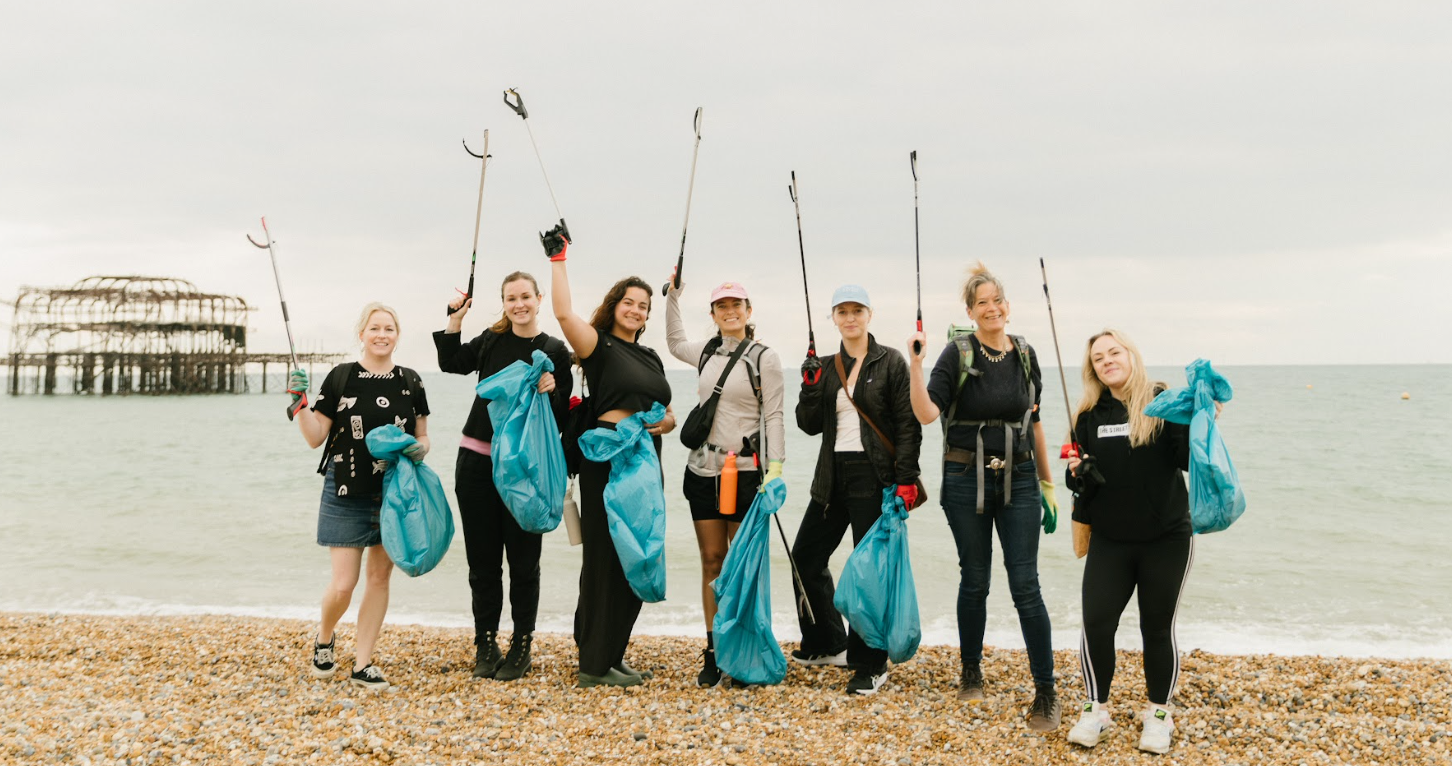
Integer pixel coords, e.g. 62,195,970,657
1039,480,1058,534
760,460,783,492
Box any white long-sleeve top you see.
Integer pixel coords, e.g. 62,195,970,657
666,291,786,476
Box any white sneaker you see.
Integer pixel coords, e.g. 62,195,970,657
1138,705,1174,754
1066,701,1114,748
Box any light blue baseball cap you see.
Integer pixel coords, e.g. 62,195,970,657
831,284,872,309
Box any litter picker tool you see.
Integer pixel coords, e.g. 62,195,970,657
1040,257,1095,471
246,217,303,418
910,151,923,356
788,172,822,385
452,129,492,315
503,88,570,246
663,107,704,295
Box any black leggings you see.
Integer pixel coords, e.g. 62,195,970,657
1079,534,1193,706
455,449,542,638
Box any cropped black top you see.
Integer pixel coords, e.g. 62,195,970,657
579,328,672,415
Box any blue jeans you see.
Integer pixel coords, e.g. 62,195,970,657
941,458,1055,686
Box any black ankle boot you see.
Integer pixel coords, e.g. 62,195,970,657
697,633,721,687
473,630,502,679
495,633,533,681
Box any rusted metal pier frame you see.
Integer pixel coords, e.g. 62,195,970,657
7,276,344,396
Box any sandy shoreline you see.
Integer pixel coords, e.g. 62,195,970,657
1,612,1448,765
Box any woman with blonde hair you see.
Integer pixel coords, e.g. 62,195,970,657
1062,329,1199,755
288,303,430,691
907,262,1060,730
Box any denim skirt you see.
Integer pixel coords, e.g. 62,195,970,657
317,467,383,548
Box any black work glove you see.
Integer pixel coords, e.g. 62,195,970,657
1076,454,1106,488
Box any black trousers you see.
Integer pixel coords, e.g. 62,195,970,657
455,449,542,639
1079,533,1194,705
573,455,644,676
790,451,890,672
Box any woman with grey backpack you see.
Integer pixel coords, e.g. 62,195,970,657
665,279,785,687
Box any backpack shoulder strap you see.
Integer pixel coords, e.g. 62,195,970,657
697,336,724,372
1012,335,1032,384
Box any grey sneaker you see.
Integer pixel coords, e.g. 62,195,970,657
1027,683,1062,731
310,633,337,679
956,664,984,702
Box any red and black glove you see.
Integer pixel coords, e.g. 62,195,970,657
800,353,822,386
896,484,918,510
540,220,571,261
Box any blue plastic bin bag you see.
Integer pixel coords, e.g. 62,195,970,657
832,487,921,663
1144,358,1246,534
365,424,455,577
577,402,668,603
711,476,788,685
476,350,568,534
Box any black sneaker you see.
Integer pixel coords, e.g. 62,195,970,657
845,666,889,695
495,633,532,681
349,664,390,691
697,648,722,687
1027,682,1062,731
310,633,337,679
956,664,984,703
790,648,848,667
473,631,502,679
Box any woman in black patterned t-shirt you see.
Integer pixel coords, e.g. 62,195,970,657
290,302,430,692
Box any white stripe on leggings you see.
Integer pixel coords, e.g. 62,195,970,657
1165,536,1196,703
1079,628,1098,702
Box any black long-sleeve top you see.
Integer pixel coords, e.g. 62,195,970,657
1067,389,1191,542
433,328,573,443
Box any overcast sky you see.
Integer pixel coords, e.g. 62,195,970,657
3,1,1450,369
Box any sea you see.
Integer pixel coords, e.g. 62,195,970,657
2,364,1449,660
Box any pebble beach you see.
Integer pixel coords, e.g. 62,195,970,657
2,613,1448,765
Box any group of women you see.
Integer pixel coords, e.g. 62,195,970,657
286,237,1205,755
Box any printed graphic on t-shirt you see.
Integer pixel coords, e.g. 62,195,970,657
350,416,364,440
1098,423,1130,438
336,396,356,412
376,396,390,408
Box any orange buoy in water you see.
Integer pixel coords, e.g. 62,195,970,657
720,452,738,515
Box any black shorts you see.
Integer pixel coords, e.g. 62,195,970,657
682,468,760,522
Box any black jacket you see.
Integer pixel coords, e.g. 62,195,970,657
796,334,922,505
1067,389,1191,542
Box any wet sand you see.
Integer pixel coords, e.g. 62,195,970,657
1,612,1447,765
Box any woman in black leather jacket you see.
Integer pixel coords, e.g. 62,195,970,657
789,284,921,696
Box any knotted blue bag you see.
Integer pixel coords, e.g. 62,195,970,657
577,402,667,603
711,476,788,685
476,350,567,534
365,425,455,577
1144,358,1246,534
832,488,921,663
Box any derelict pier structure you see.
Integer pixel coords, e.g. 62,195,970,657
7,276,341,396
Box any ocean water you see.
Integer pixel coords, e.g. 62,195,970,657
1,364,1448,659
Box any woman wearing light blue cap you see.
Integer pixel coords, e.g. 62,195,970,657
790,284,922,696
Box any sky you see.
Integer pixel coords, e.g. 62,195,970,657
3,1,1450,369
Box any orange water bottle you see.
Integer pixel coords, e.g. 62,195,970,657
720,452,738,516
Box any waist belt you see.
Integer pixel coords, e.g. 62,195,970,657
952,417,1035,514
944,449,1033,468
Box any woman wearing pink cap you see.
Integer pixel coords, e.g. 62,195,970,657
665,278,786,686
